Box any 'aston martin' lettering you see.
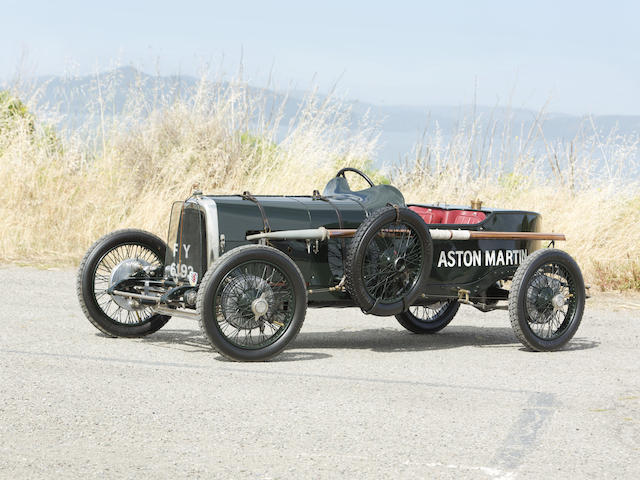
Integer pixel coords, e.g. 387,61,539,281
437,249,528,268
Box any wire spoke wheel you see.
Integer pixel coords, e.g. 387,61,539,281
77,229,171,338
524,262,577,340
361,222,424,304
93,243,162,326
409,302,452,323
509,248,585,351
214,261,295,349
198,245,307,361
396,300,460,334
346,206,433,316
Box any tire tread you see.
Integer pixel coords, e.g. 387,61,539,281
508,248,585,351
196,244,307,361
76,229,170,337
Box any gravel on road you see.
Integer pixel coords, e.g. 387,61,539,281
1,266,638,479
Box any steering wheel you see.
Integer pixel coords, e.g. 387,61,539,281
336,167,375,188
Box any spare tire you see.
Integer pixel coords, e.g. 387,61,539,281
345,206,433,316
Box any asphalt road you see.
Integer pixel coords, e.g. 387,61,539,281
1,266,638,479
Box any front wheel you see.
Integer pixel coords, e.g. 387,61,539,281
395,300,460,333
197,245,307,361
508,249,586,351
76,229,171,337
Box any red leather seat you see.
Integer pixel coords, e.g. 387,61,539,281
409,206,486,225
409,206,445,224
442,209,486,224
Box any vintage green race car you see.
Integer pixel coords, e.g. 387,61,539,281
77,167,586,361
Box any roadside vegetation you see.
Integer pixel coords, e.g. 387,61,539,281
1,70,638,291
392,110,640,291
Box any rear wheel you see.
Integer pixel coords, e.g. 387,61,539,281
76,229,171,337
197,245,307,361
508,249,585,351
395,300,460,333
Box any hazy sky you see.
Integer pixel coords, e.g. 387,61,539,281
3,0,639,115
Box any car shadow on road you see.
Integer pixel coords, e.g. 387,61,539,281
130,325,598,358
290,326,600,353
131,329,331,362
516,337,599,352
131,329,214,351
132,329,333,361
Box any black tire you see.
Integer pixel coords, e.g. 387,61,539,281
345,206,433,316
508,248,585,351
76,229,171,337
197,245,307,362
395,300,460,333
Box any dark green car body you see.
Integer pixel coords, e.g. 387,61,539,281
77,170,585,360
167,190,541,307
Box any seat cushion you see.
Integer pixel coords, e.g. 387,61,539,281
408,206,445,224
442,209,486,224
409,206,486,225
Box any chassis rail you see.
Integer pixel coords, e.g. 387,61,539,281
246,228,566,242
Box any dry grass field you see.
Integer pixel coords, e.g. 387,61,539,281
1,74,638,291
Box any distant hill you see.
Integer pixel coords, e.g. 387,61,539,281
7,66,640,165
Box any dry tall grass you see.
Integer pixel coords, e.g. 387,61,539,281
1,71,638,291
0,73,378,265
392,113,640,290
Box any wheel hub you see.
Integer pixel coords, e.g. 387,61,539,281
551,293,566,311
251,296,269,317
394,257,406,272
527,274,564,324
221,275,274,329
109,259,150,311
534,286,555,312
